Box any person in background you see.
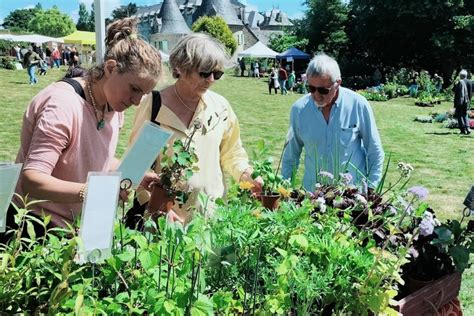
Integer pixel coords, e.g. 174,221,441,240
287,70,296,94
434,73,444,94
0,18,162,243
254,60,260,78
281,53,384,191
130,33,263,224
51,47,61,69
23,47,41,85
14,44,21,61
239,58,246,77
453,69,472,135
409,70,419,97
278,65,288,95
268,67,280,94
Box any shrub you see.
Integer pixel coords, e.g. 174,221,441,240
0,56,17,70
192,16,237,55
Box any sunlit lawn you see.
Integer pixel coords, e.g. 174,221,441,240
0,67,472,311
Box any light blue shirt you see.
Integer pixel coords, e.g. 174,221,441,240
281,87,384,191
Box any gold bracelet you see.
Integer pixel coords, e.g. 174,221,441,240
79,184,87,202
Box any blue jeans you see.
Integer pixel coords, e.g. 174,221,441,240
279,79,287,94
54,59,61,68
27,65,38,84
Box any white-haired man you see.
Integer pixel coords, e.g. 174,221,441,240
281,53,384,191
453,69,472,135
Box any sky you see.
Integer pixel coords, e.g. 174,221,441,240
0,0,307,26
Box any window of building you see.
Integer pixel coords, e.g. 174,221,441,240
159,41,169,52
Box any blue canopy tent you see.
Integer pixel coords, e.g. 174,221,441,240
276,47,311,61
276,47,311,81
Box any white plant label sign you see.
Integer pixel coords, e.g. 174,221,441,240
118,121,172,188
77,171,121,264
0,163,22,233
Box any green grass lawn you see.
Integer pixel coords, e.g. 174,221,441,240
0,67,472,311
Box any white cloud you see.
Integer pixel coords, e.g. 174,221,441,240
23,4,35,9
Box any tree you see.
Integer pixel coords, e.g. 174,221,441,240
348,0,473,78
301,0,349,59
76,3,94,32
110,3,138,20
28,7,76,37
192,16,237,55
268,31,309,53
3,8,40,32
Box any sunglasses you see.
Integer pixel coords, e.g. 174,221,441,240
199,70,224,80
306,83,336,95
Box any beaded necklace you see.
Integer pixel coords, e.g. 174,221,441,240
174,83,200,112
86,81,106,130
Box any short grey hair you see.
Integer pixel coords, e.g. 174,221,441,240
459,69,468,79
306,53,341,82
169,33,228,78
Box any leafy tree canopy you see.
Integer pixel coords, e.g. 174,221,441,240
302,0,349,59
268,31,309,53
192,16,237,56
76,3,95,32
28,7,76,38
111,3,138,21
3,8,40,32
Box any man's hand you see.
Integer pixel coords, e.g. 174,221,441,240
140,172,160,192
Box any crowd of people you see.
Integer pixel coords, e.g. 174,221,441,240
10,43,82,85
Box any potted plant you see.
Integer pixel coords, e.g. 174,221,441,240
147,120,201,220
249,140,289,210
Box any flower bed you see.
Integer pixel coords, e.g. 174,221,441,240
1,161,472,314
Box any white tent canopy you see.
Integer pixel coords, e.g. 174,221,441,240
0,34,63,43
238,41,279,58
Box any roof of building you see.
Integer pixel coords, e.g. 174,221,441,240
159,0,191,34
133,4,162,19
247,28,284,46
193,0,242,26
262,8,293,27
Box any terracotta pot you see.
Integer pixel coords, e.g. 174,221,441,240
147,183,175,220
260,193,280,210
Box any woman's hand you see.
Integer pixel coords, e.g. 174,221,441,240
240,169,264,196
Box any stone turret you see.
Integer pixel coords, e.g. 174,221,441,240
193,0,242,26
159,0,191,34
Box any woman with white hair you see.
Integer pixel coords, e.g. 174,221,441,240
129,33,262,223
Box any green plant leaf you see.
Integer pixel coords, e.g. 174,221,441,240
449,245,470,272
289,234,308,250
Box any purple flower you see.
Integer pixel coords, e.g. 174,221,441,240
339,172,353,184
419,211,436,236
408,186,429,200
319,171,334,180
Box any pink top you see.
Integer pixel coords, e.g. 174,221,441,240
15,81,121,227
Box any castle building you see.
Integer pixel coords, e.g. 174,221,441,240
131,0,293,56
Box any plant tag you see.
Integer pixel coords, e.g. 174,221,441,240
76,171,121,264
118,121,172,188
0,162,22,233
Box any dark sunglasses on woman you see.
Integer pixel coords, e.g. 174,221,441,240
306,84,332,95
199,70,224,80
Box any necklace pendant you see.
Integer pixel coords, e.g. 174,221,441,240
97,119,105,130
